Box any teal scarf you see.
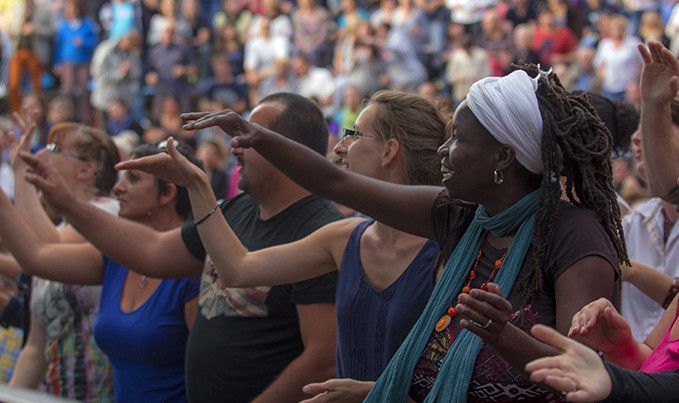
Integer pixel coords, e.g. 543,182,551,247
365,189,541,403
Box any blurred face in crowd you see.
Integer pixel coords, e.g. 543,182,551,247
513,25,533,50
183,0,199,19
274,58,291,76
197,143,222,170
64,0,78,20
107,100,128,121
538,11,555,30
576,47,595,70
609,16,627,40
342,0,357,12
161,24,176,46
211,57,232,81
417,82,437,102
344,85,363,111
263,0,279,16
292,56,310,76
612,158,633,186
160,0,176,17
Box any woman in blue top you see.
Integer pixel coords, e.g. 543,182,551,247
0,143,200,402
120,90,447,402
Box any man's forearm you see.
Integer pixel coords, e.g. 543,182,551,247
252,349,336,403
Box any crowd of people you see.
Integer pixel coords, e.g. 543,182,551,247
0,0,677,402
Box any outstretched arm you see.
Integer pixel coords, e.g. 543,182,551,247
0,185,104,284
182,111,442,239
19,151,204,279
527,324,679,403
117,139,358,287
622,260,674,306
638,41,679,199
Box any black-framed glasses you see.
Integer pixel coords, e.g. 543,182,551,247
340,128,377,143
45,143,84,160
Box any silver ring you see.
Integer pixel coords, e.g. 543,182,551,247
479,319,493,329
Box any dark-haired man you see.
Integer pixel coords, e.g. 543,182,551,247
24,93,340,403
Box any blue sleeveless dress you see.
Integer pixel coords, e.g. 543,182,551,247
335,219,438,380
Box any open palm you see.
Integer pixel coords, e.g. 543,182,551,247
116,137,202,188
639,41,679,105
568,298,632,355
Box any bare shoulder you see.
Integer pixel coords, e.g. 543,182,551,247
315,217,369,259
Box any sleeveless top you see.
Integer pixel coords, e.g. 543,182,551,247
336,219,438,381
30,197,118,401
93,258,199,402
640,305,679,373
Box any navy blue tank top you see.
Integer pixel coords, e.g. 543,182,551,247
335,219,438,381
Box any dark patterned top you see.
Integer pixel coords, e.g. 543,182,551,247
408,194,620,402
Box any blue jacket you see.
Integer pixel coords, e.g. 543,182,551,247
54,18,98,65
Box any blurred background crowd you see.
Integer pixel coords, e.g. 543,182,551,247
0,0,675,385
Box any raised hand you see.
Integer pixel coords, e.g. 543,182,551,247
567,298,633,355
19,151,76,212
300,379,374,403
526,324,612,402
638,41,679,105
10,110,36,171
115,137,204,188
456,283,513,346
181,110,264,149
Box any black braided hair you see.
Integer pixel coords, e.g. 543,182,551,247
516,64,630,305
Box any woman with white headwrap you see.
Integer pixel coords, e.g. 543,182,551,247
160,65,627,402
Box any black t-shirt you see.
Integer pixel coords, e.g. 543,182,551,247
410,193,621,402
181,193,341,403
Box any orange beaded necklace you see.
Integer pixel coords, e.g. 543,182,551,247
435,237,507,332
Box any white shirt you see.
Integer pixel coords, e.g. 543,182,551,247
621,198,679,341
594,37,642,93
446,0,497,25
243,35,290,71
297,67,335,101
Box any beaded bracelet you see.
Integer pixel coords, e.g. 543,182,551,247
195,204,219,226
662,277,679,309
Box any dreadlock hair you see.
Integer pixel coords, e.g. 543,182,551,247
516,64,629,306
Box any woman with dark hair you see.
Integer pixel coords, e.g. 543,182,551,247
179,64,626,402
0,143,201,402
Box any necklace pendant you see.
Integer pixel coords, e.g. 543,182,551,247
435,314,451,332
138,275,148,289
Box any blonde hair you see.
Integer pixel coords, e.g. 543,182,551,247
367,91,448,186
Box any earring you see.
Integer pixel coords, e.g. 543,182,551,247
493,169,504,185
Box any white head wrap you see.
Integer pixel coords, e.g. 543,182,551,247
466,70,544,174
